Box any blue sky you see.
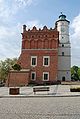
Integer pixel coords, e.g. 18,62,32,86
0,0,80,66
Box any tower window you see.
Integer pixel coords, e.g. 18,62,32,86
62,44,64,47
62,52,64,56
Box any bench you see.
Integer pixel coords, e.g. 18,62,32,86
33,87,50,94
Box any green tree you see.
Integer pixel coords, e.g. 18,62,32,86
0,58,17,83
12,64,22,71
71,66,80,81
78,68,80,80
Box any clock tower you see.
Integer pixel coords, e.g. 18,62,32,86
56,13,71,81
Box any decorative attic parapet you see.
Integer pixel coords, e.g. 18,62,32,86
21,25,59,49
42,26,48,31
22,25,59,41
23,25,57,33
32,26,37,31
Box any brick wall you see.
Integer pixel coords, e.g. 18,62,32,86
6,70,30,87
18,50,58,84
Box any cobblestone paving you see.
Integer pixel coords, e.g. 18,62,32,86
0,97,80,119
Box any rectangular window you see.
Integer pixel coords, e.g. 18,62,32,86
31,72,36,80
62,52,64,56
31,56,37,66
43,72,49,81
43,56,50,67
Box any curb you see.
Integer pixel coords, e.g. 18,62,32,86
0,94,80,98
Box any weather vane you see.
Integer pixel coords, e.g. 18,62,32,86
61,12,63,15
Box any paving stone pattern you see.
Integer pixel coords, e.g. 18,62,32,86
0,97,80,119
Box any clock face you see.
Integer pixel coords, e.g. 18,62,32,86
61,27,65,32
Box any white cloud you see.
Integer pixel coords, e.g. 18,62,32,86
0,24,22,60
70,14,80,66
15,0,34,6
0,20,42,60
0,0,36,21
25,20,43,29
0,0,38,60
0,26,15,39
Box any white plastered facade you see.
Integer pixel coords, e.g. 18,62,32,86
56,15,71,81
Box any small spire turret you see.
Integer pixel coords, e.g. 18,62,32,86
23,25,26,32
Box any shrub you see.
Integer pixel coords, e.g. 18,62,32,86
12,64,22,71
70,87,80,92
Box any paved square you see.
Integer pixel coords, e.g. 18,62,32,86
0,97,80,119
0,85,80,118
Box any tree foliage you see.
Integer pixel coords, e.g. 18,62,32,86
0,58,17,82
71,66,80,81
12,64,22,71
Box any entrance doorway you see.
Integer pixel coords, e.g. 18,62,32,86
62,76,65,81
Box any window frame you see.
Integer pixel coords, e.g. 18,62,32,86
31,72,36,80
43,56,50,67
43,72,49,81
31,56,37,67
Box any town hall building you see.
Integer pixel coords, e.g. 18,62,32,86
7,14,71,86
